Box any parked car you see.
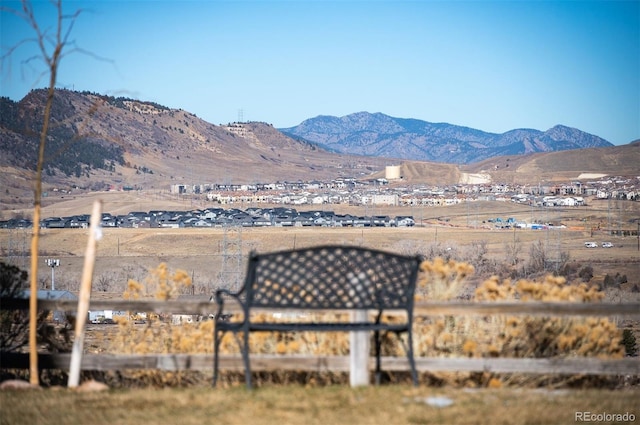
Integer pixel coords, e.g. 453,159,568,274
601,242,614,248
584,242,598,248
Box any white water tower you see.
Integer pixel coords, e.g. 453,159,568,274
385,165,401,180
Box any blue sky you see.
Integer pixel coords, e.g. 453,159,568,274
1,0,639,145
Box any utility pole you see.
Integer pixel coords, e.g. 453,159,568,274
45,258,60,290
466,197,469,227
607,198,611,236
221,225,243,292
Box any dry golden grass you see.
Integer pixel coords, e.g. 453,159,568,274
1,197,638,388
4,216,637,295
94,258,630,390
1,386,638,425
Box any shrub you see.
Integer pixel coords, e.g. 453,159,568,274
416,257,474,301
1,261,72,353
603,274,615,288
578,265,594,282
470,275,623,359
109,264,204,386
110,260,626,387
122,262,191,301
603,273,629,288
0,261,31,352
559,262,578,278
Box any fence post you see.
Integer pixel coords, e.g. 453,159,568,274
68,200,102,387
350,310,369,387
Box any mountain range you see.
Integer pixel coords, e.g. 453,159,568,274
280,112,613,164
0,89,637,214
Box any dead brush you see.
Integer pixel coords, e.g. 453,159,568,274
110,260,626,388
110,263,213,386
471,275,624,360
400,258,625,387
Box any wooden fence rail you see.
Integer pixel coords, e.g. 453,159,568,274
1,298,639,377
1,353,639,376
3,298,640,317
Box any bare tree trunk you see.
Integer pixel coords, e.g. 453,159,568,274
26,0,64,386
28,41,61,387
3,1,85,385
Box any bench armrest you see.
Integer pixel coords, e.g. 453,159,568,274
214,288,245,318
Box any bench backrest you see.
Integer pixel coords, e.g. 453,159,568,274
243,245,422,311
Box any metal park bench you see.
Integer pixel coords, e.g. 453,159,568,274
213,244,422,388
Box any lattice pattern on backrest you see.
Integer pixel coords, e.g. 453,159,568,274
246,245,419,310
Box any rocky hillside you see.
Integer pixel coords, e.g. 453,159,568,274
0,90,381,208
279,112,613,164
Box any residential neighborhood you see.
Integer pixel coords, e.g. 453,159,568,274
3,207,416,230
1,175,637,230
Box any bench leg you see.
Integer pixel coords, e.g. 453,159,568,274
374,330,381,385
213,328,222,387
242,330,252,389
406,331,418,387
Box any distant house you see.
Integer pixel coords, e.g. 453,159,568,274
43,218,67,228
101,216,118,227
333,214,354,227
294,214,315,226
273,215,295,227
88,309,128,323
191,219,212,227
353,216,372,227
68,215,89,228
200,208,224,220
159,220,181,229
133,219,152,229
251,216,272,227
372,215,392,227
395,216,415,227
369,194,399,206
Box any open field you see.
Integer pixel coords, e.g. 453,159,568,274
1,385,639,425
1,196,638,425
1,197,638,296
2,225,640,293
4,196,638,352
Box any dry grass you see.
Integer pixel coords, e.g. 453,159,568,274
81,259,630,390
1,386,638,425
3,214,637,295
1,197,638,388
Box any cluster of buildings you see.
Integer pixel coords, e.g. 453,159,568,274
1,207,416,230
1,175,637,230
169,175,639,208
